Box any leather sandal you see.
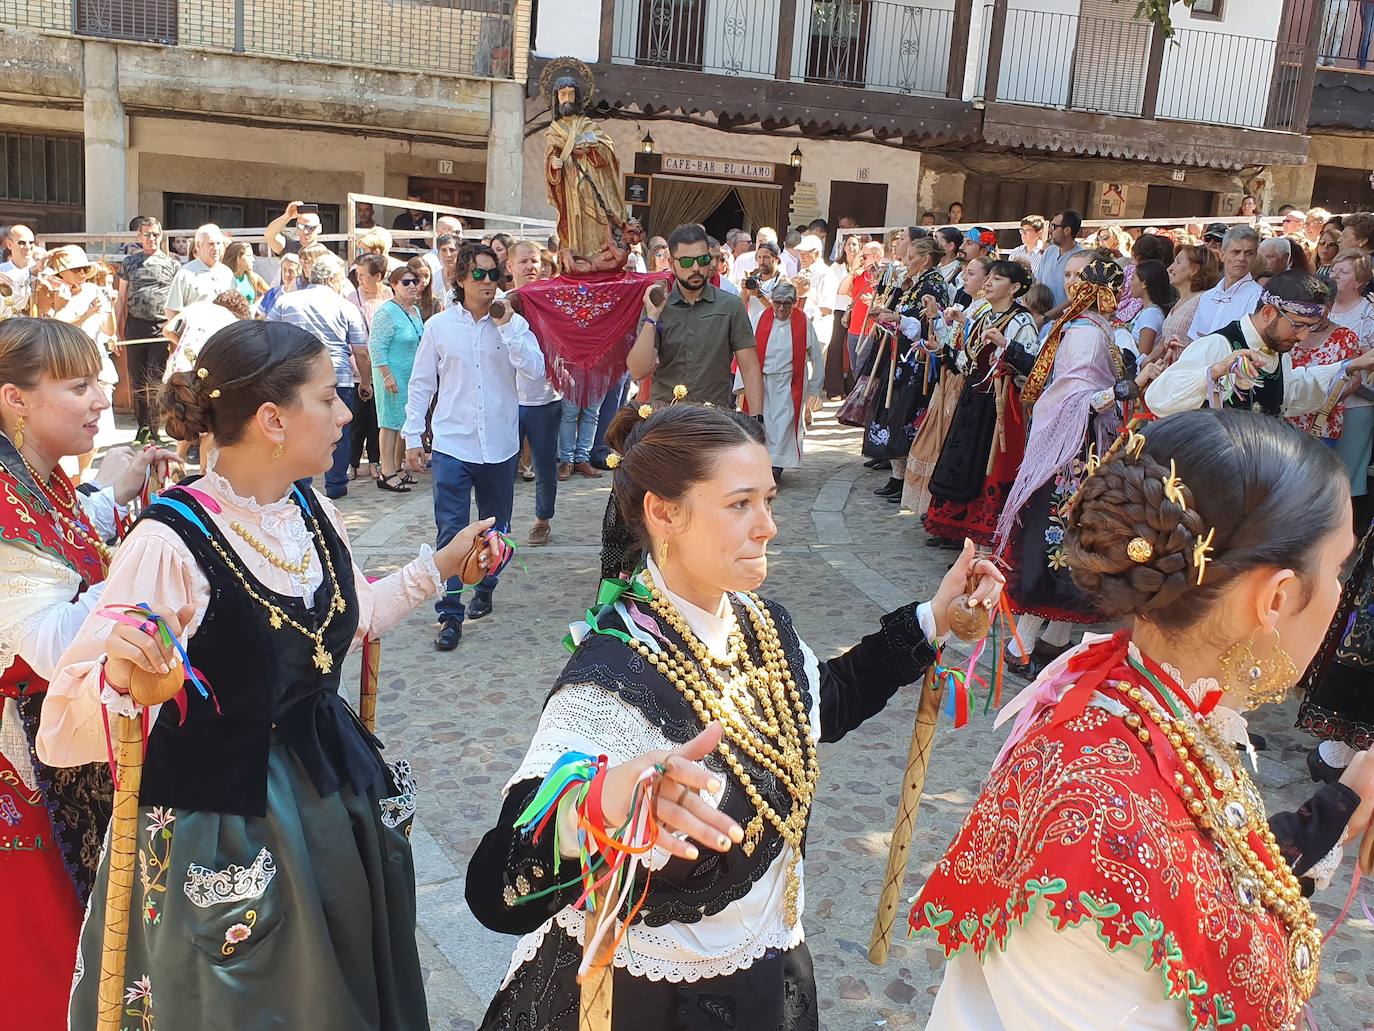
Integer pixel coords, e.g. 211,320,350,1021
376,473,412,493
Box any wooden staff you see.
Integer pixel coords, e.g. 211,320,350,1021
1360,820,1374,877
868,662,946,966
579,906,616,1030
360,635,381,734
986,377,1009,478
97,664,183,1031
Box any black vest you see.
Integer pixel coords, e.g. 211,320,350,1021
552,596,811,927
1216,319,1284,416
135,482,384,816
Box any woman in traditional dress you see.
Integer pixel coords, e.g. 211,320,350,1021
993,254,1153,677
39,319,502,1029
866,238,950,502
0,318,176,1029
901,249,988,523
469,402,1003,1029
912,409,1374,1031
923,260,1038,549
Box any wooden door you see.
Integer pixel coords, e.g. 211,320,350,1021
637,0,707,71
827,181,889,231
962,177,1092,247
1069,0,1153,116
1143,185,1217,219
805,0,872,86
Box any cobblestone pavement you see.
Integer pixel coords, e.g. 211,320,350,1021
320,404,1371,1030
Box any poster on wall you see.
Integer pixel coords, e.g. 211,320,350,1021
789,182,821,228
1100,183,1126,218
624,174,652,205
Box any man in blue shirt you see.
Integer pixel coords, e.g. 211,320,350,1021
1037,209,1086,317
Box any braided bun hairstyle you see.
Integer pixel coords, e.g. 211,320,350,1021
605,402,763,551
159,320,326,444
1065,409,1348,631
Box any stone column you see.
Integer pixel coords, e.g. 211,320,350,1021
485,81,526,230
82,41,128,234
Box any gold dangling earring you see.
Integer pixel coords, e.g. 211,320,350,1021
272,438,285,460
659,537,669,567
1218,629,1299,707
12,415,23,451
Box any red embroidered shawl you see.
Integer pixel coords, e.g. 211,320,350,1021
910,640,1305,1031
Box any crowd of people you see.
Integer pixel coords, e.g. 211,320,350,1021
1,188,1374,1031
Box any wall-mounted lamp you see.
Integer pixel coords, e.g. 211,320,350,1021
789,145,803,169
641,131,656,155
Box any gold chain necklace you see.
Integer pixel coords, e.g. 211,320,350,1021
17,452,112,568
630,571,820,927
227,519,312,578
1120,681,1320,1000
205,505,346,673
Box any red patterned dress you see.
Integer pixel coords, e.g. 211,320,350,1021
0,451,112,1029
910,633,1353,1031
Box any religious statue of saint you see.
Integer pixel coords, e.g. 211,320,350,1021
541,58,641,274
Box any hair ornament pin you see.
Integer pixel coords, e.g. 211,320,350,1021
1127,537,1154,564
196,368,209,380
637,404,653,419
605,452,621,469
1161,459,1188,509
672,384,688,401
1083,443,1100,477
1126,428,1147,459
1192,526,1217,586
208,389,221,399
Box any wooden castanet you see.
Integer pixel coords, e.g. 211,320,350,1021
129,661,185,707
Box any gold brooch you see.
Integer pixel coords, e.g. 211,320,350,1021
1192,527,1217,586
1162,459,1188,509
638,403,653,419
1127,537,1153,563
672,384,688,400
605,452,621,469
196,368,209,380
208,389,221,399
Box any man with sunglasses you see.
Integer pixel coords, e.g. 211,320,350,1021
1146,270,1374,417
1037,209,1084,316
0,224,37,312
628,223,762,411
404,243,544,649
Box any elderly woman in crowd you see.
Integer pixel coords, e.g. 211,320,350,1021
357,226,406,273
258,251,301,317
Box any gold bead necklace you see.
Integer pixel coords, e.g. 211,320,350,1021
17,452,112,568
1120,681,1320,1001
205,504,346,674
632,571,820,927
227,519,312,578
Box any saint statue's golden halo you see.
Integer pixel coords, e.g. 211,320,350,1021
539,56,596,110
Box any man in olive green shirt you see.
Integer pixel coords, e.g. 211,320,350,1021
628,223,763,411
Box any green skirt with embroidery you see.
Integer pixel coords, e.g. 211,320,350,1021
69,743,425,1030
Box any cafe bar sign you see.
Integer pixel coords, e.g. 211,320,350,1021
661,154,777,183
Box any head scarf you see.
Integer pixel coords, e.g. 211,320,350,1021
1259,287,1325,320
1022,256,1124,407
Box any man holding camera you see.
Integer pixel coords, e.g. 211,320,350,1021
266,201,323,258
742,240,786,326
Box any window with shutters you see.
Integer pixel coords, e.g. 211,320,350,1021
1069,0,1154,117
74,0,178,45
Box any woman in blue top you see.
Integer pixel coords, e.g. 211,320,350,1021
370,264,425,492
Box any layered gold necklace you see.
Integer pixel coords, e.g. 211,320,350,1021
17,452,112,569
629,570,820,927
204,505,345,674
1120,679,1321,1000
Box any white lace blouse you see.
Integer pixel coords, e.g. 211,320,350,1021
499,557,820,986
37,462,442,769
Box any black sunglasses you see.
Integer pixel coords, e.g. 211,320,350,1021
676,255,712,269
1049,222,1066,230
398,276,420,286
470,267,502,281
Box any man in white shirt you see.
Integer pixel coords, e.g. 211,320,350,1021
729,226,779,285
708,237,741,297
0,223,36,311
741,241,785,324
404,243,544,649
781,230,802,278
164,224,234,317
1007,215,1046,276
1146,271,1374,417
1186,225,1262,340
